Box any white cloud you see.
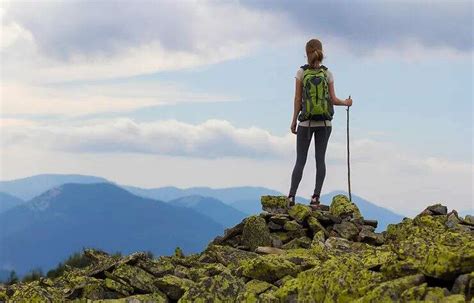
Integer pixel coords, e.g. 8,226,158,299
0,119,474,215
1,1,296,82
1,117,471,215
0,81,239,116
0,117,294,158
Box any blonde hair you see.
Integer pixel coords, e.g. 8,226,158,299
306,38,324,68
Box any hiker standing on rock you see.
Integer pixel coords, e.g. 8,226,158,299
287,38,353,208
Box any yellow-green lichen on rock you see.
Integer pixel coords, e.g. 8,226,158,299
385,212,474,280
9,281,65,303
240,254,300,283
275,254,385,302
261,195,287,210
241,215,272,251
353,274,425,302
330,194,362,219
179,271,245,302
154,274,193,301
288,204,311,223
3,198,473,302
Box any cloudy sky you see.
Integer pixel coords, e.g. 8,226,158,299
1,0,472,216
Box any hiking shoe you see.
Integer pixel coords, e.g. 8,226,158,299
310,194,321,208
287,195,295,207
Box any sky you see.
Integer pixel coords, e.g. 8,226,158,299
0,0,472,216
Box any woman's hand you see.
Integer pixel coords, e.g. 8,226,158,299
345,96,353,107
291,120,297,134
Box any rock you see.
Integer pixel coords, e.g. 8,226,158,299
359,228,385,246
282,237,312,250
451,272,474,300
135,258,174,278
255,246,285,255
288,204,311,223
385,214,474,280
423,287,451,301
216,220,245,243
286,228,309,240
310,210,336,226
270,234,283,248
9,282,70,302
363,219,378,228
427,204,448,215
463,215,474,225
272,231,291,244
241,255,300,283
445,212,461,229
5,196,473,303
154,274,193,300
180,271,245,302
199,245,258,267
274,254,384,302
104,278,134,296
269,214,290,225
332,221,359,241
261,195,288,212
325,237,354,252
306,216,328,237
355,274,425,302
267,221,282,230
329,194,362,219
244,279,274,295
241,215,272,251
312,230,326,244
111,263,159,293
283,220,302,231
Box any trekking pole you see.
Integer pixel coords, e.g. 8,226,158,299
346,95,352,201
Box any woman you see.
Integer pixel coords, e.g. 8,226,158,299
287,38,353,207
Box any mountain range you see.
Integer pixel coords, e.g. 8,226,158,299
0,173,409,277
0,182,223,276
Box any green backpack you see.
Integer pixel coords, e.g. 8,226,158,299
297,64,334,123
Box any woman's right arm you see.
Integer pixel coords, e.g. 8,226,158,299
328,81,352,106
293,78,303,121
290,78,303,134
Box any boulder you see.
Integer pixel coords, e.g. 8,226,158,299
288,204,311,223
154,275,193,300
240,255,300,283
330,194,362,219
241,215,272,251
261,195,287,213
332,221,359,241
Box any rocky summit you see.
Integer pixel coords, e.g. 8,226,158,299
1,194,473,302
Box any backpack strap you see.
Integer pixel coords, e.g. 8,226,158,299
300,64,328,70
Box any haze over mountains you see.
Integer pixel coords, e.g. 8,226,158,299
0,173,407,277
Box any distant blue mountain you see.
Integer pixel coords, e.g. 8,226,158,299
123,185,282,204
0,174,406,234
168,195,247,227
0,182,223,276
0,174,111,200
0,192,24,214
323,191,405,232
458,208,473,216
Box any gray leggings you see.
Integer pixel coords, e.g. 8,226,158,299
289,124,332,197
